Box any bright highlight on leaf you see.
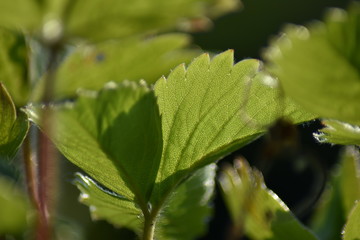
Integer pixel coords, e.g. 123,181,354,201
0,83,29,160
343,200,360,240
219,158,319,240
27,50,314,238
263,3,360,126
314,120,360,146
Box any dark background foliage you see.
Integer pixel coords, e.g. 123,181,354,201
55,0,352,239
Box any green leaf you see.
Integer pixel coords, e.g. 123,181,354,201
310,146,360,240
34,34,201,100
263,3,360,125
74,173,143,234
219,158,318,240
343,201,360,240
0,1,40,30
74,164,216,240
0,177,32,235
28,50,314,235
28,81,162,207
0,0,239,42
0,83,29,160
0,28,30,107
151,50,314,206
314,119,360,146
63,0,240,41
156,164,216,240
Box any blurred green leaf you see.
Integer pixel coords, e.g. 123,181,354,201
311,146,360,240
314,119,360,146
0,177,31,235
34,34,202,100
63,0,240,41
156,164,216,240
343,201,360,240
263,3,360,125
0,83,29,160
28,51,314,236
0,0,240,42
0,1,40,30
219,158,318,240
0,28,30,107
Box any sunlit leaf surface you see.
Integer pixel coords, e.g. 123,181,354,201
311,146,360,240
314,119,360,146
0,83,29,160
264,3,360,125
343,201,360,240
34,34,201,100
219,158,318,240
28,51,314,235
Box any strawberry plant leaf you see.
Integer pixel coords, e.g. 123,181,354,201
74,164,216,240
343,201,360,240
311,146,360,240
0,83,29,160
0,28,30,107
314,120,360,146
156,164,216,240
34,34,201,100
219,158,319,240
64,0,240,41
28,50,315,236
0,177,32,235
27,81,162,208
263,3,360,125
151,50,315,206
74,173,143,234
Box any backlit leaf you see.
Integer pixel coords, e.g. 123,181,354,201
219,158,318,240
28,50,315,236
343,201,360,240
263,3,360,125
34,34,201,100
74,173,143,234
64,0,240,41
0,83,29,160
74,164,216,240
310,146,360,240
156,164,216,240
151,50,314,206
314,120,360,146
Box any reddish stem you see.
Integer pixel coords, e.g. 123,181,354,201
35,44,60,240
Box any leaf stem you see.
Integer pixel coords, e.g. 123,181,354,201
142,214,156,240
22,132,38,207
35,42,61,240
